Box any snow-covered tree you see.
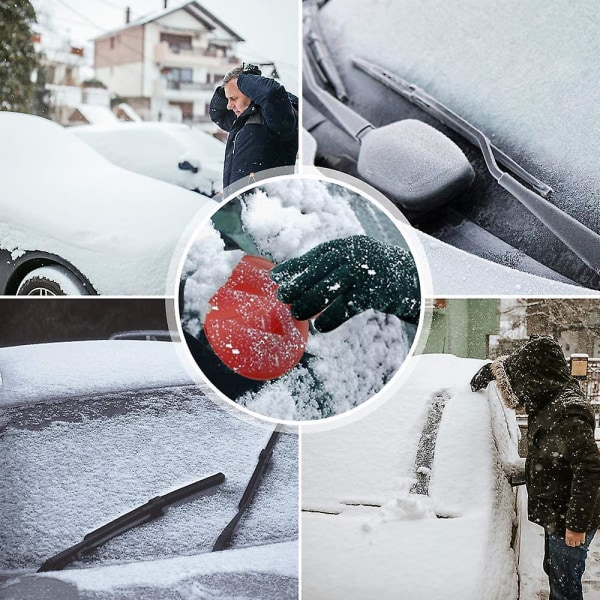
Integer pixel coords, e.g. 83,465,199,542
0,0,40,113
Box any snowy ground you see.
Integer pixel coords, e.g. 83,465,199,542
519,489,600,600
182,177,418,421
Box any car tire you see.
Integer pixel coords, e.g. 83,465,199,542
16,266,89,296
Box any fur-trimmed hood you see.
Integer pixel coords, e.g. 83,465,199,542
471,335,583,411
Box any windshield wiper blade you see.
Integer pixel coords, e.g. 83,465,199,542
213,430,280,551
304,5,348,103
354,57,600,273
353,57,553,198
38,472,225,572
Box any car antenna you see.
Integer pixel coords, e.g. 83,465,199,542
212,429,280,552
353,57,600,273
37,473,225,572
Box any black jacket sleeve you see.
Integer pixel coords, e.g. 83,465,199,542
237,73,297,138
209,86,236,132
562,405,600,532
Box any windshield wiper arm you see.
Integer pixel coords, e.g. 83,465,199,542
304,5,348,103
353,57,553,198
213,430,280,551
38,472,225,572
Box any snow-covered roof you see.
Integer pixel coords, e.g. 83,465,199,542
93,1,244,43
70,104,118,125
0,340,192,407
116,102,143,122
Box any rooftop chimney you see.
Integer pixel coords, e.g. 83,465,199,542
125,6,130,23
164,1,168,8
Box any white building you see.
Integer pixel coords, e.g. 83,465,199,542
93,1,244,125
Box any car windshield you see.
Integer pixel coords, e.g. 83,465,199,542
303,0,600,291
0,385,298,573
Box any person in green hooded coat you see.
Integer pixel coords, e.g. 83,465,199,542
471,334,600,600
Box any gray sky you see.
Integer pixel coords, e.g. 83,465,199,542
30,0,300,93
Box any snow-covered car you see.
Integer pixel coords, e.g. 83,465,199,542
71,122,225,198
301,353,522,599
303,0,600,293
0,338,298,599
0,112,214,296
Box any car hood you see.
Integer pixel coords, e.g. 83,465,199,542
0,113,215,295
0,541,298,600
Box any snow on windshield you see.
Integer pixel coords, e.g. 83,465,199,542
71,122,225,196
302,354,519,600
318,0,600,221
0,112,213,295
0,386,297,571
182,177,418,420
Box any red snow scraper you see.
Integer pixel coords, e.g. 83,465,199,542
204,255,309,380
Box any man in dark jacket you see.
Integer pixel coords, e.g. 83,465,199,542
209,64,298,191
471,335,600,600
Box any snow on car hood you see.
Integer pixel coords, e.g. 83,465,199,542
419,231,598,296
302,354,519,600
0,340,192,407
43,541,297,594
0,113,215,295
71,122,225,196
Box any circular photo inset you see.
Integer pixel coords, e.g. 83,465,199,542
178,175,424,421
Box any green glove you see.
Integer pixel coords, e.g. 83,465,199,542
270,235,421,332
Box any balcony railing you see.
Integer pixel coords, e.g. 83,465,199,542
166,80,215,91
155,41,240,67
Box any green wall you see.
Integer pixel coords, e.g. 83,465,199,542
423,299,500,358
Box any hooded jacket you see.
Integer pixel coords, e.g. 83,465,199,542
471,335,600,534
210,73,298,190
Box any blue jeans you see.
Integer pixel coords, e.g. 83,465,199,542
544,528,596,600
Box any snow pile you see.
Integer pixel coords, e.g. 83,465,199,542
71,122,225,196
182,178,417,420
0,113,213,295
240,180,364,261
302,354,519,600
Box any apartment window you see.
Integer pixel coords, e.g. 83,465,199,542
161,67,193,90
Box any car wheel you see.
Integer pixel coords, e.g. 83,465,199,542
16,266,89,296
